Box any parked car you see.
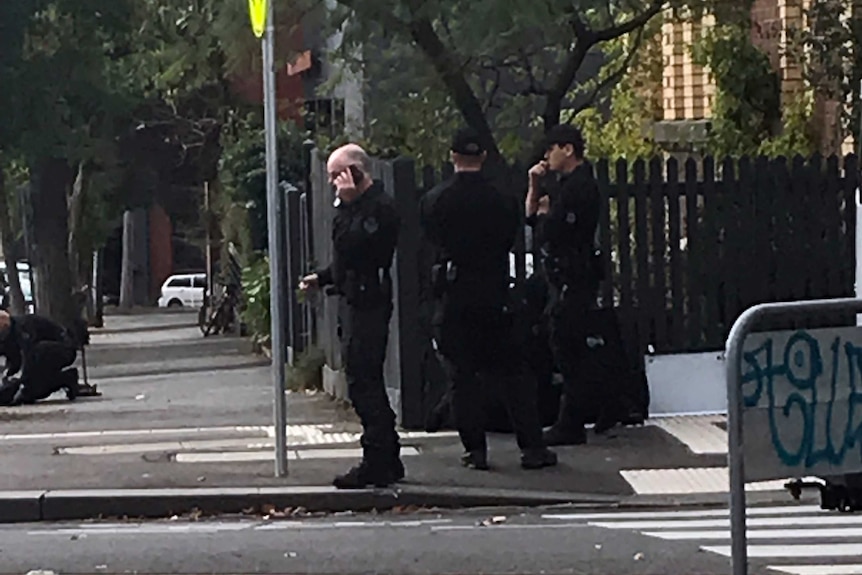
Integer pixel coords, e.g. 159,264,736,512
157,273,207,308
0,261,35,313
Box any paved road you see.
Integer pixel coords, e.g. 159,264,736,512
7,502,862,574
2,506,733,575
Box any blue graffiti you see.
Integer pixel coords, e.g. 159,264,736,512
741,330,862,469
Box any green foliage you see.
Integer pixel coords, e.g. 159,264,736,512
691,23,781,157
795,0,861,143
312,0,749,161
573,23,663,161
286,347,326,392
240,254,271,343
219,115,311,254
691,21,815,158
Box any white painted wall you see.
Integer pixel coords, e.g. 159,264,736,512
645,351,727,416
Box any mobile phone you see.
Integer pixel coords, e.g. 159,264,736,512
348,165,364,185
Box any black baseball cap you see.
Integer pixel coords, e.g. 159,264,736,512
450,127,485,156
545,123,585,151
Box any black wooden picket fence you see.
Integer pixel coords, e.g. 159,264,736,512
293,151,860,429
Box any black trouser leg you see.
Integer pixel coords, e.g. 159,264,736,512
546,284,593,442
343,304,400,469
16,341,78,403
438,354,486,454
496,369,546,450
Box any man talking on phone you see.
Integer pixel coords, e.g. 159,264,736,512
299,143,403,489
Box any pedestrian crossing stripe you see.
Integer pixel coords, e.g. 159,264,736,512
542,504,862,575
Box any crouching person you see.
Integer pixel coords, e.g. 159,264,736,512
0,311,79,406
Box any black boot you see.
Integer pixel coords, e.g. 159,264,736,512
460,450,489,470
543,394,587,446
333,459,400,490
521,447,558,469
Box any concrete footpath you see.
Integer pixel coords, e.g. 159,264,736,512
0,311,807,523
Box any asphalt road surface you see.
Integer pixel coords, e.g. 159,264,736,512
8,502,859,575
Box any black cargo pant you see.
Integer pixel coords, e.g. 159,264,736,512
546,281,593,433
16,341,78,404
339,301,401,468
435,304,544,454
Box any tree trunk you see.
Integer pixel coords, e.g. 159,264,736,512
119,209,135,309
29,156,77,329
67,162,88,290
0,168,25,315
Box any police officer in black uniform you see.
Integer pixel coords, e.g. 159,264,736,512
299,143,403,489
420,128,557,471
0,310,80,405
526,124,602,446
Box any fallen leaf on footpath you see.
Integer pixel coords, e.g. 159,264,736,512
633,552,645,561
135,394,146,400
285,552,298,558
196,476,206,483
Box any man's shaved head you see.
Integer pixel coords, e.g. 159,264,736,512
328,143,372,176
327,143,373,199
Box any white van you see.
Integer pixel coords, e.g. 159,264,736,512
157,273,207,308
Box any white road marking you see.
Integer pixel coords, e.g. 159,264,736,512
647,414,727,454
619,467,820,495
175,446,421,463
703,543,862,558
768,566,862,575
0,425,271,442
542,505,822,521
591,515,862,530
554,503,862,574
644,527,862,540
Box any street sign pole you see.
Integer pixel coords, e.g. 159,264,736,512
251,0,289,477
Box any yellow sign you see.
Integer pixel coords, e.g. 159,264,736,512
248,0,267,38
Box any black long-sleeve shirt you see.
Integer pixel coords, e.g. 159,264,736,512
527,162,600,284
317,181,400,297
420,171,520,310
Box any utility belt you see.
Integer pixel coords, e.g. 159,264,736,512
540,246,604,289
339,268,392,308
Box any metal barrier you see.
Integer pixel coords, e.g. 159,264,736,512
725,297,862,575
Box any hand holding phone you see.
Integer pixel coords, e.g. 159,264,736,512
334,165,364,202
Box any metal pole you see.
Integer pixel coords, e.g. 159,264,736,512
725,297,862,575
856,79,862,325
204,181,214,299
262,0,288,477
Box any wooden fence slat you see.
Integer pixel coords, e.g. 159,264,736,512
633,159,650,352
597,159,613,307
718,156,738,336
615,159,635,348
666,157,684,350
701,157,722,348
648,157,667,350
823,155,843,299
842,154,859,322
736,156,756,314
683,158,702,349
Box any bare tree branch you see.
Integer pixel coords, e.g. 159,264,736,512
570,28,646,117
594,0,664,42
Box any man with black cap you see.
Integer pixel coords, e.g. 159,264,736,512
526,123,606,446
419,127,557,471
